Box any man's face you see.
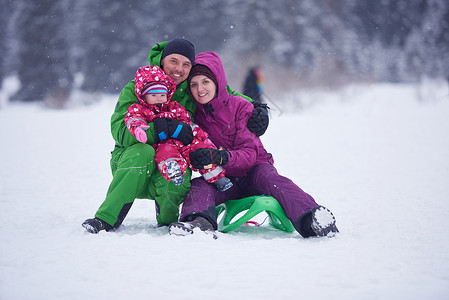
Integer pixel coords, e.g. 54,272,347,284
161,54,192,85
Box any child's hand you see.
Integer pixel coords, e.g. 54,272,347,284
135,126,149,143
154,118,193,145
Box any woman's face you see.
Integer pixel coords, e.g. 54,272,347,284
189,75,216,104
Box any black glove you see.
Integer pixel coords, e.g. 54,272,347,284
189,148,229,169
247,102,269,137
153,118,193,145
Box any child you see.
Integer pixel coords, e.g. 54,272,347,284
168,52,339,238
125,65,232,191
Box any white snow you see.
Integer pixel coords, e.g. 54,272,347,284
1,81,449,300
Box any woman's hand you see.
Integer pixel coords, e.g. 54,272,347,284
189,148,229,169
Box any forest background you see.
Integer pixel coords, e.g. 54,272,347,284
1,0,448,104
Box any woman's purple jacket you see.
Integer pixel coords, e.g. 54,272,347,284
181,52,319,237
193,52,273,177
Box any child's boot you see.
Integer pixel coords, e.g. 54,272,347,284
166,160,184,186
214,177,233,192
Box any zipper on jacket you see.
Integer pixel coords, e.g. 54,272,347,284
204,103,216,120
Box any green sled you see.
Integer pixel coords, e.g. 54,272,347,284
215,195,295,233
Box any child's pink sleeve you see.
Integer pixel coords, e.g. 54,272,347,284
125,103,148,137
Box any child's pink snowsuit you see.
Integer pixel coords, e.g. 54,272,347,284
125,65,227,184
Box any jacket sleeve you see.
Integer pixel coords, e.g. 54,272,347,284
226,85,253,102
110,80,157,147
223,102,259,176
170,101,192,124
124,103,148,139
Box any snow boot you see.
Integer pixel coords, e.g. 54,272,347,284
169,216,218,239
310,206,339,237
214,177,233,192
166,160,184,186
82,217,113,234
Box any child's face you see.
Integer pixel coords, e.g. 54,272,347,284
189,75,216,104
144,93,168,105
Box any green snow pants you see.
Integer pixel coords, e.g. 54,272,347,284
95,143,192,227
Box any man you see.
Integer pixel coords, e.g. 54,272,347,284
82,39,269,233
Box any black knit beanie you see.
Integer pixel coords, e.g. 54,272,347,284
187,64,218,88
161,39,195,65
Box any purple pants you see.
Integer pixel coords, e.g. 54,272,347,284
180,163,318,234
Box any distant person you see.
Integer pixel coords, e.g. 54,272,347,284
82,38,269,234
125,65,232,191
168,52,339,238
243,66,264,104
244,66,269,136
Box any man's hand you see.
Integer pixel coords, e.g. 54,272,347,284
247,103,269,137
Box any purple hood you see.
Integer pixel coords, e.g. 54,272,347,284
192,52,273,177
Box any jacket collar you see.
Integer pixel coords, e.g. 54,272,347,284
199,95,230,119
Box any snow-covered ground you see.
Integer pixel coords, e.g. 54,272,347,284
1,81,449,300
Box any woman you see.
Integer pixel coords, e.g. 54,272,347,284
168,52,339,238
